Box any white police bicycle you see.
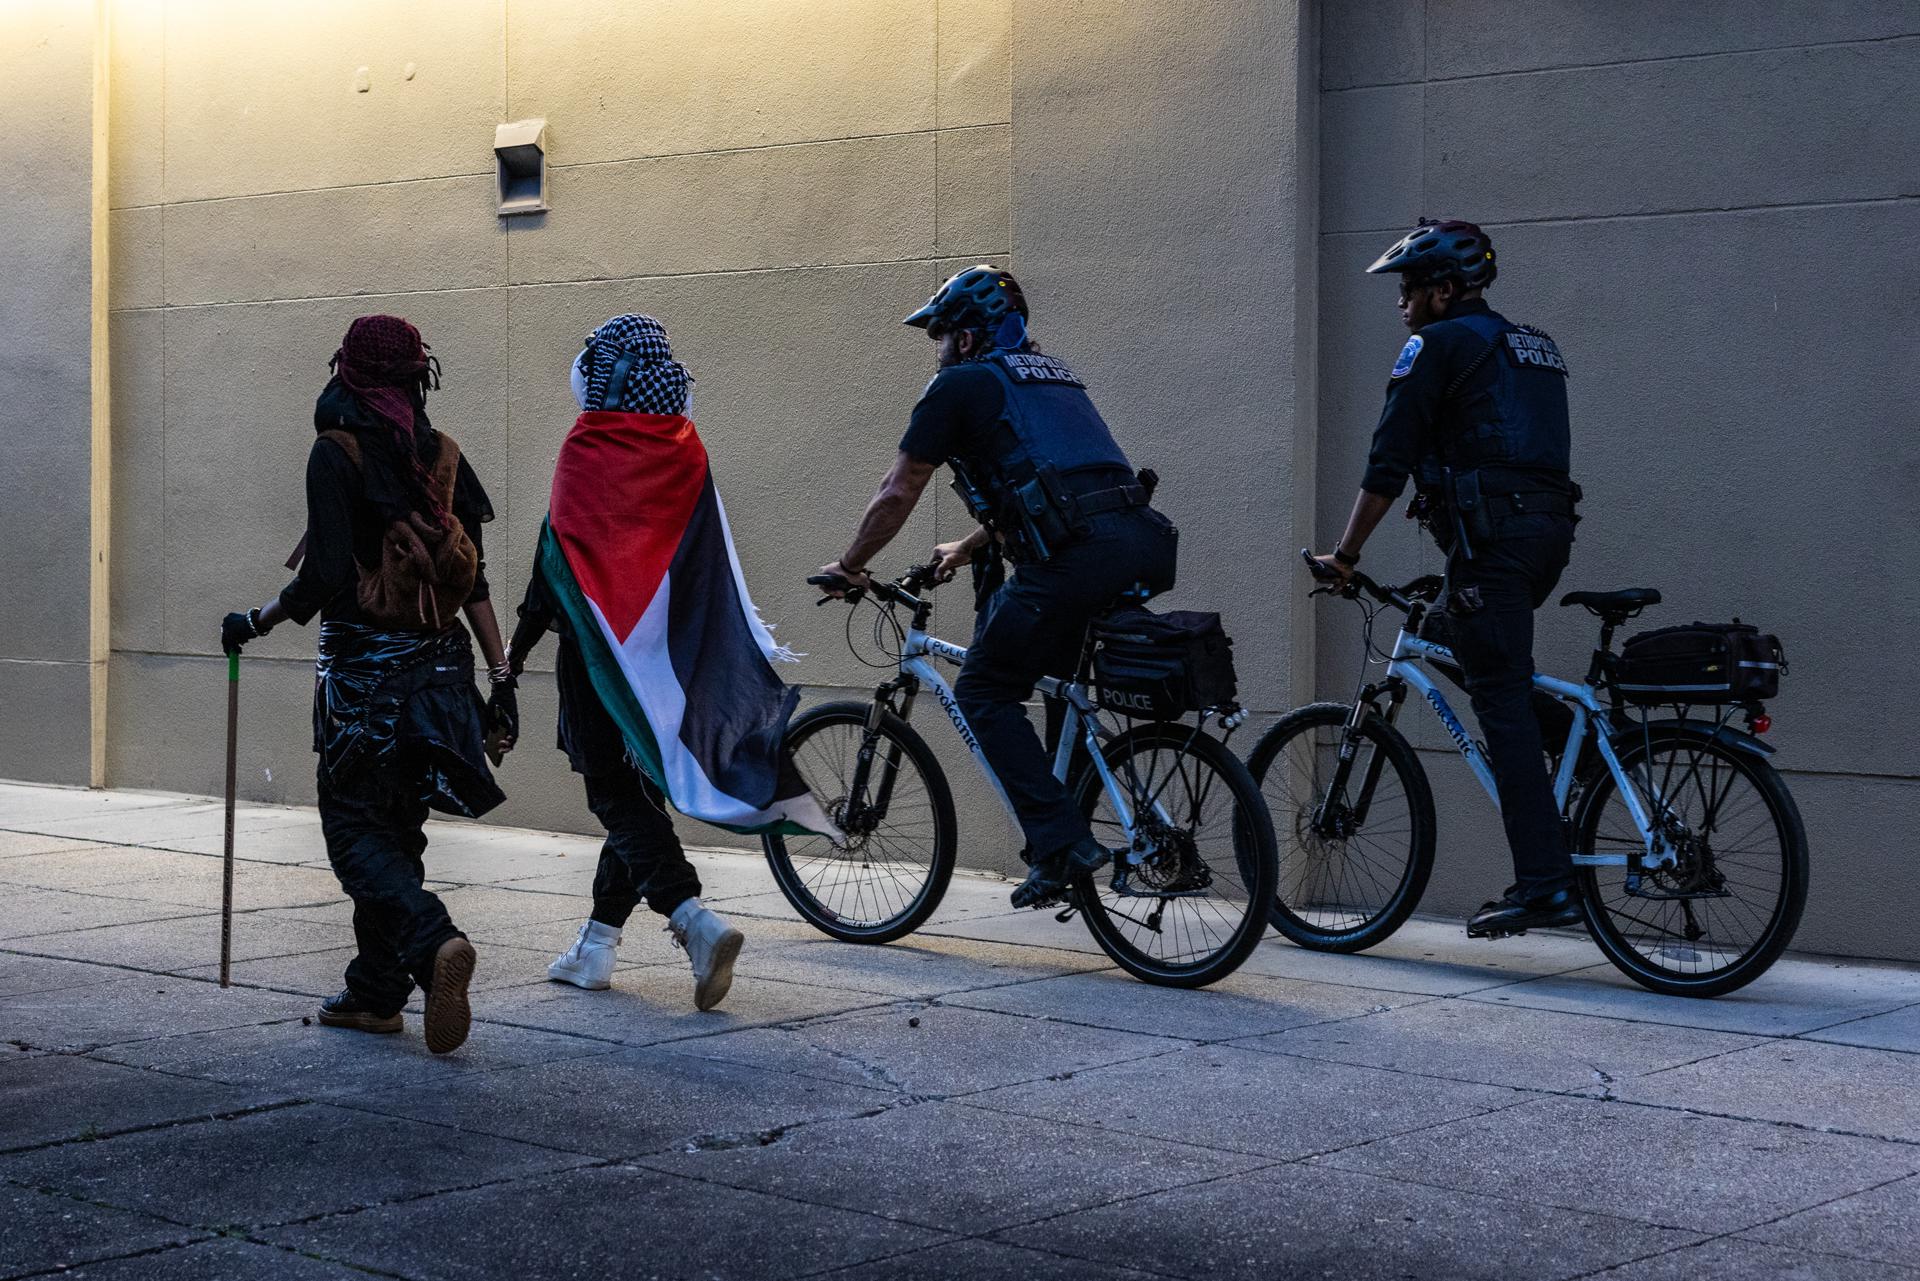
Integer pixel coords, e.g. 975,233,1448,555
1246,551,1807,997
765,563,1278,988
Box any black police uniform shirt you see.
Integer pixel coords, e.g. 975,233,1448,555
1360,297,1572,501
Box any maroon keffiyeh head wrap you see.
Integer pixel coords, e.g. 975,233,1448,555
329,315,451,526
331,315,440,437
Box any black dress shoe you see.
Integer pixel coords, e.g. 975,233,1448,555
316,989,404,1034
1011,838,1112,909
1466,887,1583,939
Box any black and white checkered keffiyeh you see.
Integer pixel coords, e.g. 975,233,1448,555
578,314,695,415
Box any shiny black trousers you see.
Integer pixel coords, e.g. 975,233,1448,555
317,772,461,1016
1444,513,1577,899
954,510,1177,859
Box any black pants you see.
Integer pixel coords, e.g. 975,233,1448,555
317,772,461,1016
583,767,702,928
1443,512,1577,899
955,509,1178,858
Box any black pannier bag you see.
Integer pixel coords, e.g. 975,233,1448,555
1091,608,1238,719
1615,621,1785,705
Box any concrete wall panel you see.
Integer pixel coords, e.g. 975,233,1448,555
0,661,92,785
1429,1,1918,81
158,290,511,659
109,312,167,655
107,0,166,209
107,652,314,804
1321,0,1425,89
160,0,504,203
0,0,93,671
109,207,163,311
1427,40,1920,224
506,135,935,287
1013,0,1312,714
507,0,936,166
938,0,1012,128
1320,84,1422,234
935,126,1012,258
162,177,508,307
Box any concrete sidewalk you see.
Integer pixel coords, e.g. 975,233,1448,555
2,782,1915,1280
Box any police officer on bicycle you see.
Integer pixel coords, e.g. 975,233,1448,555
1313,220,1584,938
817,266,1177,909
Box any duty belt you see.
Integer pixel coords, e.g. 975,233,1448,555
1483,490,1577,519
1073,482,1150,517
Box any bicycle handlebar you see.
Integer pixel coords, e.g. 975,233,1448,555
808,560,949,609
1297,548,1441,614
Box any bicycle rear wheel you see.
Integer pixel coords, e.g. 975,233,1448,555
762,701,957,943
1575,725,1807,997
1071,723,1277,988
1247,702,1436,952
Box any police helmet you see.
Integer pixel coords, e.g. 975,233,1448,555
1366,218,1497,289
904,265,1029,333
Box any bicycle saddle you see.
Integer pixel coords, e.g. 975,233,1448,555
1559,588,1661,617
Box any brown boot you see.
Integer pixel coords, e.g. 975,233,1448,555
423,937,476,1054
316,989,403,1035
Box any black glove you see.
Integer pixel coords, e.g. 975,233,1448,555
486,682,519,743
220,610,270,656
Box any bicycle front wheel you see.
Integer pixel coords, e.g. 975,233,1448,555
762,701,957,943
1575,725,1808,997
1071,723,1278,988
1247,702,1436,952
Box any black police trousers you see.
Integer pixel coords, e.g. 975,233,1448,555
1443,512,1576,899
317,771,462,1017
955,509,1178,859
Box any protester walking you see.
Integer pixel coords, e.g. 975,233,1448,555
507,313,821,1011
221,314,514,1054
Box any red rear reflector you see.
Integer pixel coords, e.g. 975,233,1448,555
1751,713,1772,734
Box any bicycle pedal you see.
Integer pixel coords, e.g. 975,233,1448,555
1468,925,1528,940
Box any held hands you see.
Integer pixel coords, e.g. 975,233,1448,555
485,682,519,755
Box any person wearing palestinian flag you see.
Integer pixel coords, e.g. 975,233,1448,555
508,313,821,1011
220,315,515,1055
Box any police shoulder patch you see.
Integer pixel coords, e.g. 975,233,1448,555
1390,334,1424,379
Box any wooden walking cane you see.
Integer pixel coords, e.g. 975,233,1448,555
221,650,239,988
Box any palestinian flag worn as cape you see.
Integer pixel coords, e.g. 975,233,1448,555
539,410,834,839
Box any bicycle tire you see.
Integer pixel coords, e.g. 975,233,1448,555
1575,724,1807,998
762,701,957,943
1070,723,1278,988
1247,702,1436,952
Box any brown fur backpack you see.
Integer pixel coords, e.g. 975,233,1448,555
319,429,479,630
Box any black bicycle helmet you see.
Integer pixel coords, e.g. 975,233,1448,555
1366,217,1497,289
904,265,1029,332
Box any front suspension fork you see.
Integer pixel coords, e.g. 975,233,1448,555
849,682,917,827
1312,684,1399,833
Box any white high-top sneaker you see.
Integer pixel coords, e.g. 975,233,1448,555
548,919,621,990
667,899,744,1012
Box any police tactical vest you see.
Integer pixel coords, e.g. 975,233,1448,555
1422,309,1571,489
971,349,1133,505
